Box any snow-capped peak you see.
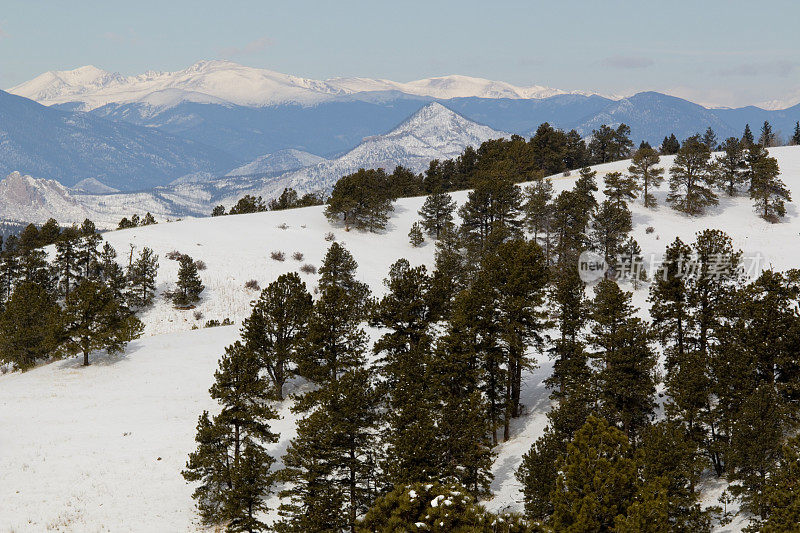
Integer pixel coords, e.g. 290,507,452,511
8,60,612,111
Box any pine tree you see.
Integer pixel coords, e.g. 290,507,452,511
715,137,747,196
183,341,279,532
551,416,638,531
127,247,159,307
619,237,647,289
0,282,60,370
480,239,550,439
750,154,790,222
458,177,523,256
60,279,143,366
173,254,204,308
702,127,718,151
435,290,496,494
325,168,395,232
667,135,719,215
97,242,127,301
428,225,467,319
417,190,456,238
295,243,370,387
241,273,312,400
523,179,555,262
792,121,800,146
54,226,82,299
408,222,424,247
371,259,439,487
278,368,380,533
0,235,20,306
755,435,800,531
587,279,657,442
628,145,665,207
18,247,55,294
661,133,680,155
590,199,632,268
78,218,102,279
141,212,157,225
603,171,639,207
742,123,755,147
39,217,61,245
759,120,776,147
358,482,532,533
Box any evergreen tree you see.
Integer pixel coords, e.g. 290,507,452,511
750,154,790,222
661,133,680,155
408,222,424,247
427,225,467,319
417,190,456,238
755,435,800,531
0,235,20,306
590,199,632,269
54,226,82,299
18,223,40,250
78,218,102,279
0,282,60,370
523,179,555,263
39,217,61,245
589,124,633,163
715,137,747,196
702,127,718,151
60,279,143,366
127,247,159,307
564,128,588,170
371,259,439,487
278,368,380,533
550,416,638,532
183,341,279,532
241,273,312,400
18,247,55,294
628,145,665,207
229,195,267,215
759,120,776,147
434,290,496,494
480,239,550,438
619,236,647,289
326,168,395,232
587,279,657,441
97,242,127,301
173,254,204,307
211,205,226,217
141,212,157,225
603,171,639,207
742,123,755,147
295,243,370,387
667,135,719,215
358,482,533,533
458,177,523,256
792,121,800,146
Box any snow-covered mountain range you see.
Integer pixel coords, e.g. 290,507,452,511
8,60,606,111
0,103,506,227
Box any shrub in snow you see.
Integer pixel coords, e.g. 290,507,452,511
244,279,260,291
277,223,289,230
270,251,286,262
292,252,304,261
194,260,207,271
646,226,655,234
166,250,184,261
193,310,203,321
324,232,336,242
300,264,317,274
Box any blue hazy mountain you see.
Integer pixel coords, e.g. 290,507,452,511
0,90,236,190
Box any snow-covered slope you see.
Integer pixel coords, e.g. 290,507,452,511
71,177,120,194
237,102,507,200
8,60,606,111
226,149,328,177
2,147,799,531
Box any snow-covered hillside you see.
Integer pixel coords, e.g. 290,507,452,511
2,146,799,531
8,60,606,111
226,149,328,177
236,102,507,201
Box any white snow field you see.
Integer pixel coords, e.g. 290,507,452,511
1,146,799,531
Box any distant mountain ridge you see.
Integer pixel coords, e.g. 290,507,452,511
8,60,606,111
0,90,235,191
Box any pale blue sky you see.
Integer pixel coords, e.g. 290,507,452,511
1,0,798,107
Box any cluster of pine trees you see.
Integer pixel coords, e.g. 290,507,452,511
212,188,325,217
0,218,157,370
118,212,157,229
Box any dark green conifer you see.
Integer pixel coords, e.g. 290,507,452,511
667,135,719,215
628,145,665,207
173,254,204,307
417,190,456,238
0,282,60,370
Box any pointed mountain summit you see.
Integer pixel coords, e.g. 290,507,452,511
236,102,507,201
